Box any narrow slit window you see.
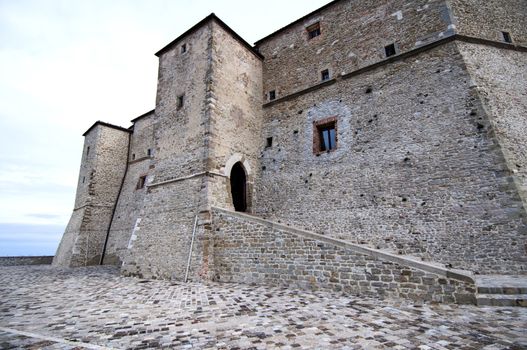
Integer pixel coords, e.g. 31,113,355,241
266,137,273,148
321,69,330,81
502,31,512,43
177,94,185,109
307,22,321,39
132,153,136,161
86,146,90,156
147,148,152,157
137,176,147,190
269,90,276,101
181,43,187,53
385,43,396,57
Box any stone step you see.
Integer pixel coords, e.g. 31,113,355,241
475,275,527,307
477,286,527,295
476,294,527,307
475,275,527,296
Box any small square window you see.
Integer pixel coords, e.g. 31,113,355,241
502,31,512,43
136,175,147,189
385,43,396,57
177,94,185,109
313,117,338,154
321,69,330,81
147,148,152,157
266,137,273,148
307,22,321,39
269,90,276,101
181,43,187,53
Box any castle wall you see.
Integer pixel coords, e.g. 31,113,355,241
458,42,527,216
54,125,129,267
121,24,213,280
56,2,527,282
207,21,263,211
256,0,454,101
102,112,156,266
449,0,527,46
120,178,204,279
254,41,527,274
52,208,85,266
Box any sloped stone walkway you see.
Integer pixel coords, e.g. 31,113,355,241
0,265,526,349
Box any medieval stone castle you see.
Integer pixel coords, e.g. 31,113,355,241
54,0,527,304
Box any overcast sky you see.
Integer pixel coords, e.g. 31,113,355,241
0,0,329,256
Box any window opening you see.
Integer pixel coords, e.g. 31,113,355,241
132,153,136,161
266,137,273,148
177,94,185,109
269,90,276,101
385,43,396,57
307,22,321,39
136,176,147,189
86,146,90,156
319,125,336,151
313,117,338,154
321,69,330,81
181,43,187,53
147,148,152,157
502,31,512,43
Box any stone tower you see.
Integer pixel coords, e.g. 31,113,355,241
53,122,129,267
54,15,263,280
117,16,263,279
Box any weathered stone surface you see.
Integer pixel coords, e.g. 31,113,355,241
450,0,527,46
54,124,130,267
103,111,155,266
256,0,455,100
1,265,527,349
255,40,527,274
211,208,477,304
55,1,527,298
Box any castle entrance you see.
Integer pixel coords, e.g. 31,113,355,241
230,162,247,212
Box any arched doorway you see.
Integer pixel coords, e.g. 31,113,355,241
230,162,247,212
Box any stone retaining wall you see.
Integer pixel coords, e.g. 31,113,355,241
0,256,53,267
211,208,476,304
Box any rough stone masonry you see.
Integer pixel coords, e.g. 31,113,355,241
54,0,527,303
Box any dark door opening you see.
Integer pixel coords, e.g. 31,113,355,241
230,162,247,212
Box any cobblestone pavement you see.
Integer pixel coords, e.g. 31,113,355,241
0,266,526,350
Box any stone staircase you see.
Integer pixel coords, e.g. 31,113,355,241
475,275,527,307
216,208,527,307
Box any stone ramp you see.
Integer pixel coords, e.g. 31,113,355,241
211,207,477,304
212,207,474,281
475,275,527,307
212,207,527,307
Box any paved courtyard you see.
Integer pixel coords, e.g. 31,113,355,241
0,265,526,349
